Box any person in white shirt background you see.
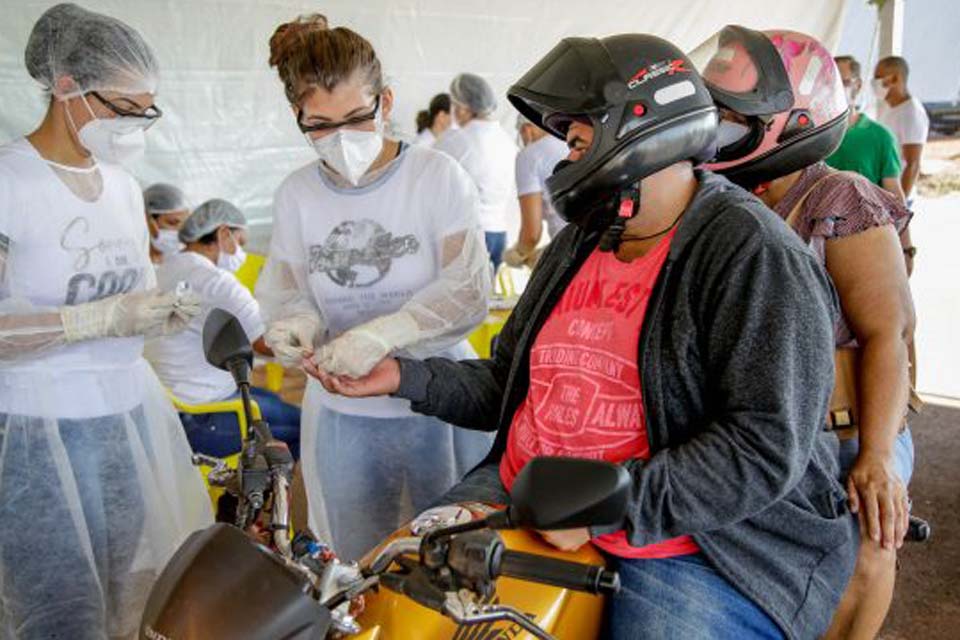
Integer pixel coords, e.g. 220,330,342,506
257,13,493,560
143,182,190,265
413,93,453,147
0,4,211,638
503,114,570,269
435,73,519,271
873,55,930,203
145,198,302,459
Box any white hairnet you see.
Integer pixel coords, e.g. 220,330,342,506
24,3,159,96
179,199,247,243
143,183,187,215
450,73,497,117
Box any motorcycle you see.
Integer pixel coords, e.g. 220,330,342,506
140,310,625,640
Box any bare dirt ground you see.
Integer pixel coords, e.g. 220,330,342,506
881,400,960,639
918,136,960,197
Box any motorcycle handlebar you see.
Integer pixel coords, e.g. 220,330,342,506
496,550,620,596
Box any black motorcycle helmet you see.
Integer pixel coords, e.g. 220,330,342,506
508,34,718,231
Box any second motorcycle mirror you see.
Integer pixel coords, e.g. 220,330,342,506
497,457,632,531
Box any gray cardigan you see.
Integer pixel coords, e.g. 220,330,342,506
395,171,858,639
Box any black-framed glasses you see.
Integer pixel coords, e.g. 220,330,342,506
298,95,380,134
89,91,163,128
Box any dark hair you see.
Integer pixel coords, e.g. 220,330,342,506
268,13,384,105
196,229,220,245
193,225,245,246
428,93,451,120
834,55,861,80
415,109,430,133
877,55,909,80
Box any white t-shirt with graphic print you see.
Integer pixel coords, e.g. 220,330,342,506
0,138,152,418
269,144,479,418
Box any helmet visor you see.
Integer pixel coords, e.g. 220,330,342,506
508,37,621,137
702,25,793,117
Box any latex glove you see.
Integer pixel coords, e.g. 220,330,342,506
503,244,531,269
264,313,322,365
504,243,543,270
313,311,419,378
61,288,200,342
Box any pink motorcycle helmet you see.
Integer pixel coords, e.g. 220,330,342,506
701,25,848,189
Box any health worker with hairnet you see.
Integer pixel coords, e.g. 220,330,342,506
257,14,494,560
435,73,519,270
145,199,302,458
0,4,212,638
143,182,190,263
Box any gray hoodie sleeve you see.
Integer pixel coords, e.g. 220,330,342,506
603,228,839,544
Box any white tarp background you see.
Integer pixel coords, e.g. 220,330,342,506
0,0,846,249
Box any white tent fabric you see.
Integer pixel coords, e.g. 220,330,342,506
0,0,846,244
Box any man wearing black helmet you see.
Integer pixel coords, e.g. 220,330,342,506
315,34,856,638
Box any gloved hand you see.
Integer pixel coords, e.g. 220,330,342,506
61,287,201,343
503,243,531,269
264,313,323,365
503,243,542,269
313,311,419,378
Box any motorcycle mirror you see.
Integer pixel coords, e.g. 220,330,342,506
506,457,631,531
203,308,253,386
140,524,331,639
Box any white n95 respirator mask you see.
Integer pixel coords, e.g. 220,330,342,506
309,114,384,187
66,94,149,166
78,117,147,165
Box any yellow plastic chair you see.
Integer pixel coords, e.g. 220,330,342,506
468,266,518,358
234,252,266,295
168,391,262,509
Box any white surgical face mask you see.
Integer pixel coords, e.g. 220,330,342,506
716,120,751,150
310,128,384,186
845,85,859,109
871,78,890,102
217,232,247,272
151,228,183,255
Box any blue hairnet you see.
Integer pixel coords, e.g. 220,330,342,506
179,199,247,243
450,73,497,117
25,3,159,96
143,183,187,215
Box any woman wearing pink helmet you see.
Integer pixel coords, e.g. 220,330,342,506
703,25,915,640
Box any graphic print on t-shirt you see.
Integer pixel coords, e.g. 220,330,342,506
308,219,420,288
510,247,671,463
59,216,145,305
501,231,700,559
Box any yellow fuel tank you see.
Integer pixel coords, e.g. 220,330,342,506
352,504,607,639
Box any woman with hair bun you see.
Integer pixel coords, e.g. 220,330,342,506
257,13,493,560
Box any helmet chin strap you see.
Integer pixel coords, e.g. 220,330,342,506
598,183,640,253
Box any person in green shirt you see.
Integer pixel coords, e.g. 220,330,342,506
827,55,905,197
827,55,917,277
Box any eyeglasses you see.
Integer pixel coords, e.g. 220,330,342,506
89,91,163,128
298,95,380,134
